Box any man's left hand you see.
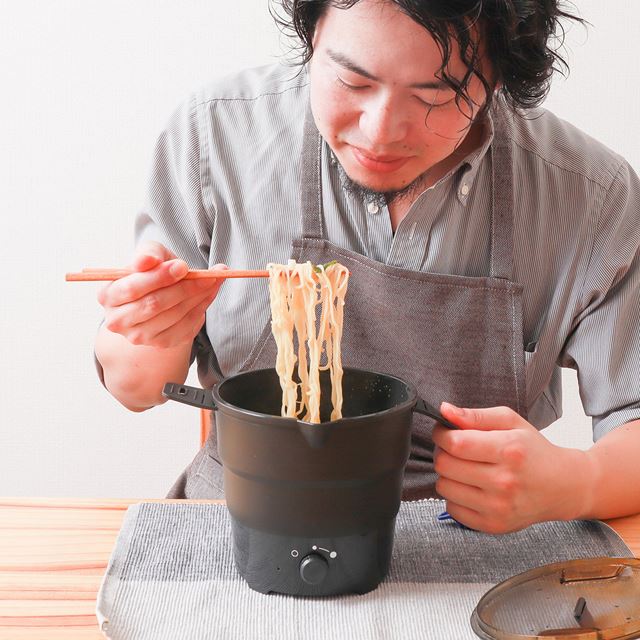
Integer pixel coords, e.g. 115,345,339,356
432,403,592,534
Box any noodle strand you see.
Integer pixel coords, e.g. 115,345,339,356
267,260,349,423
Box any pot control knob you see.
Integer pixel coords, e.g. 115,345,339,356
299,553,329,585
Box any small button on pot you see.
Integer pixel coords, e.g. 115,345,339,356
299,553,329,585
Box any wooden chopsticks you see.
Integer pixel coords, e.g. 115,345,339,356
65,268,270,282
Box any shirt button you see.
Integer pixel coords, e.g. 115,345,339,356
460,183,470,196
367,202,380,214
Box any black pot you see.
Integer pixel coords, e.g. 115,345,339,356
163,367,456,596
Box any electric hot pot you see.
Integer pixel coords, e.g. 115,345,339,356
162,367,457,597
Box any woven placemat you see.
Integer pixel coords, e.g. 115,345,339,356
96,499,631,640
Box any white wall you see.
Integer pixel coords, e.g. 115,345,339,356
1,1,638,497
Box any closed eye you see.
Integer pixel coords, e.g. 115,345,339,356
415,95,455,109
336,76,369,91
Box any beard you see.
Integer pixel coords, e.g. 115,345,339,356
334,159,430,209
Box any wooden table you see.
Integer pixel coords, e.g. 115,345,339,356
1,498,639,639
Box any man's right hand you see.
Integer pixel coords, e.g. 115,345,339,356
97,241,226,349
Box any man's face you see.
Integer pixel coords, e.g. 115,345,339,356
309,0,491,196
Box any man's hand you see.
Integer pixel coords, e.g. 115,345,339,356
432,403,593,534
97,241,227,349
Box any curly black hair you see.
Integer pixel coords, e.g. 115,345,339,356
270,0,587,121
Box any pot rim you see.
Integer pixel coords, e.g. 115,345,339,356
211,366,419,428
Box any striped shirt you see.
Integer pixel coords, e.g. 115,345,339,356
134,62,640,440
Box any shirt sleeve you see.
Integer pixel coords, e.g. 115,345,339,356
134,93,213,270
122,93,218,386
559,159,640,440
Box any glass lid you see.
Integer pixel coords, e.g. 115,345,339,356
471,557,640,640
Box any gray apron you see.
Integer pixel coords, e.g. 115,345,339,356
167,98,526,501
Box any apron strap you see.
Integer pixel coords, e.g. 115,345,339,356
488,97,515,281
300,102,324,239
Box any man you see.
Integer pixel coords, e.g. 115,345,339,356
94,0,640,533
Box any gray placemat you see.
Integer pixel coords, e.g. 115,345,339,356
96,499,631,640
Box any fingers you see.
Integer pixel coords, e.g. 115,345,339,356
109,287,214,342
444,498,526,535
130,241,177,271
440,402,524,431
130,290,217,349
132,253,162,272
99,260,191,307
436,476,484,509
104,273,218,327
432,424,503,463
103,285,218,349
434,448,495,487
97,257,228,349
443,502,485,532
150,294,215,348
435,474,487,531
437,478,514,534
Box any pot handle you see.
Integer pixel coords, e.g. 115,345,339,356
162,382,216,411
414,397,459,430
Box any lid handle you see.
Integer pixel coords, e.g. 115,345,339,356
538,630,600,639
536,596,601,638
573,596,596,630
560,565,623,584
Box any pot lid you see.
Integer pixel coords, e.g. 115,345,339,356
470,557,640,640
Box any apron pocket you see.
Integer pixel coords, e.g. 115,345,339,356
525,346,561,429
186,448,225,499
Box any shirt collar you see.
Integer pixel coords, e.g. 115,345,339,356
454,107,495,205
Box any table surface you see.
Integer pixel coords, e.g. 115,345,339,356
1,498,639,640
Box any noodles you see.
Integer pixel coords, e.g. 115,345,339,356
267,260,349,423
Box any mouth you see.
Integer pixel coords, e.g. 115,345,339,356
350,146,412,174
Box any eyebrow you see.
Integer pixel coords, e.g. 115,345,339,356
326,49,450,90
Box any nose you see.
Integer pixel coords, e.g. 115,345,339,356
359,93,407,147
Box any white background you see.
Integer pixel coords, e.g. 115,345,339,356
1,1,638,497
